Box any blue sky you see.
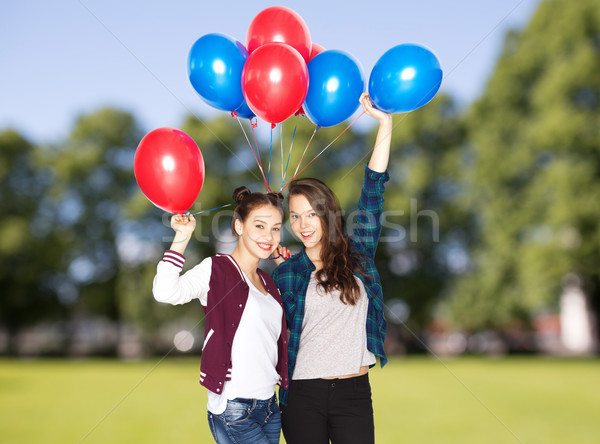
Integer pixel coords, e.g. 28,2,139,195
1,0,542,143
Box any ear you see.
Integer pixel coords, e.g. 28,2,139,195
234,218,243,237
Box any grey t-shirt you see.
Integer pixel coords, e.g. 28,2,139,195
292,272,376,380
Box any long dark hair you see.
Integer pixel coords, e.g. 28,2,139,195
231,187,284,236
288,178,363,305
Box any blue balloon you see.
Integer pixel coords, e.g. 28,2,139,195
234,100,256,120
188,33,248,112
303,50,365,127
369,44,442,113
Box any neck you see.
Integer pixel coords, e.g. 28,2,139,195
305,243,322,263
230,246,260,276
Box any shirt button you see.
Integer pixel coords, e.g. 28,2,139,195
219,382,222,385
216,388,221,392
239,304,242,308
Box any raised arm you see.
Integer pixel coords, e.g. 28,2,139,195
152,213,209,306
360,93,393,173
168,213,196,255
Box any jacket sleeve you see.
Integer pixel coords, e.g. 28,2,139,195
350,165,390,258
152,250,211,306
272,263,296,326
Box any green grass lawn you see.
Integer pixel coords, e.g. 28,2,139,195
1,356,598,443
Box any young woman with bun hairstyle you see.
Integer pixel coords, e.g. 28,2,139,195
153,187,288,444
272,93,393,444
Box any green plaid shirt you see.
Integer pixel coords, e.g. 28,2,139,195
273,165,389,406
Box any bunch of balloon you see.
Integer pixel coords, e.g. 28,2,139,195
134,128,205,214
368,43,443,113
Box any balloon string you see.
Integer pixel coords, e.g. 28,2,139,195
282,111,365,191
291,126,318,180
280,122,284,190
267,126,273,189
281,119,298,191
234,114,271,192
188,202,236,216
249,119,265,176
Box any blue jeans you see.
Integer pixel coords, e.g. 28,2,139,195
207,394,281,444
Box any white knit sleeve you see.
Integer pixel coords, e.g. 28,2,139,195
152,251,211,307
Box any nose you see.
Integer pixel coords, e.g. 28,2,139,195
299,215,310,229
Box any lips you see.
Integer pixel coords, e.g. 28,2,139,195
257,242,273,251
300,231,315,241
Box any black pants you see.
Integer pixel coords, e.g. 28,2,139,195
280,373,375,444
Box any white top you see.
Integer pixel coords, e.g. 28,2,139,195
292,272,376,380
153,255,283,414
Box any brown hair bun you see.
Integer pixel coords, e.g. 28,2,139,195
232,186,252,204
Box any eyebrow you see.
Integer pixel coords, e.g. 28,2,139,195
254,218,282,226
289,209,313,215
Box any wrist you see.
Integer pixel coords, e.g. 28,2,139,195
172,230,193,243
378,115,393,126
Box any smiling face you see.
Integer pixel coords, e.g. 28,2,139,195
288,194,324,250
234,204,282,260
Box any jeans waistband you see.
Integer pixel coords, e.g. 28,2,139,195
229,393,277,408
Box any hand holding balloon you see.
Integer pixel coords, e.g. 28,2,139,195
169,213,197,255
171,213,197,237
359,93,392,124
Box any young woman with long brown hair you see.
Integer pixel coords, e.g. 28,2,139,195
272,93,392,443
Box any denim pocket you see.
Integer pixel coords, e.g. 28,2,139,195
223,400,251,424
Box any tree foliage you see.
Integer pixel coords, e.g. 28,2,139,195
448,0,600,329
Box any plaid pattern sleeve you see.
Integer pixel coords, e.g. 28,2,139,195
350,165,390,258
351,165,389,372
271,264,298,327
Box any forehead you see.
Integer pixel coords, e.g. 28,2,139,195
248,205,282,222
288,194,313,212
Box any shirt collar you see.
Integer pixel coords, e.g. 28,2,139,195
297,247,316,273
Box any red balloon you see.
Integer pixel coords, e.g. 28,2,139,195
246,6,312,63
309,43,325,61
295,42,324,121
134,128,205,213
242,43,309,124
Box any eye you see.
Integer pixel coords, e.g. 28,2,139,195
309,212,317,217
273,227,281,232
290,215,298,220
256,224,264,229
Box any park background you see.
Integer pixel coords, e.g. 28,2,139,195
1,0,599,442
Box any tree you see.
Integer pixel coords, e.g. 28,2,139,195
449,0,600,333
0,129,67,353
